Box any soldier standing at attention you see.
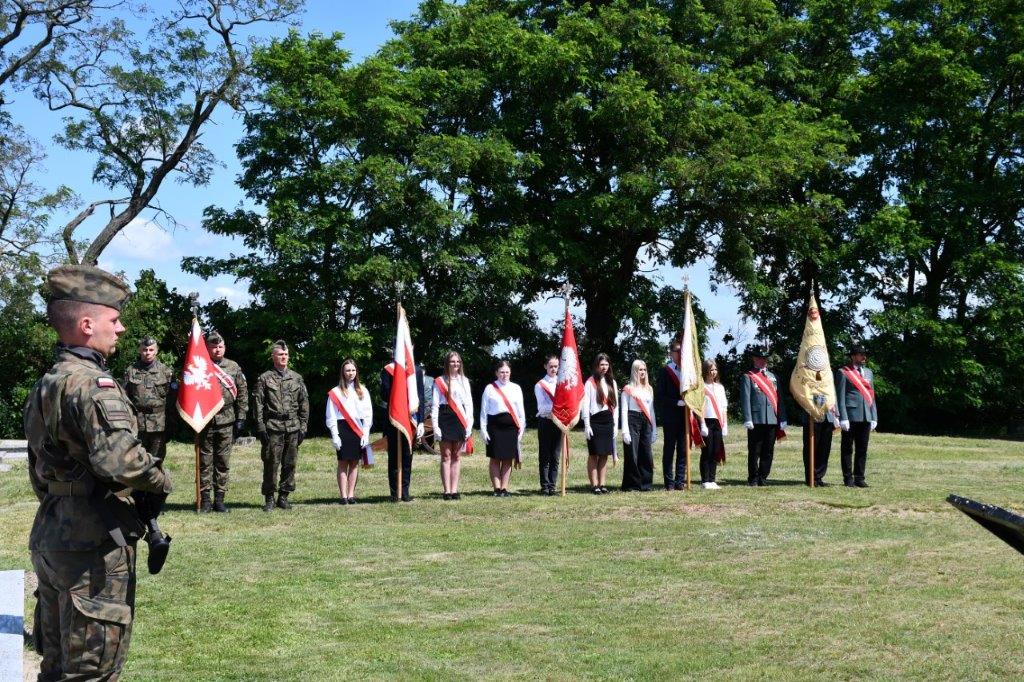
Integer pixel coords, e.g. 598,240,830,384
122,336,178,465
836,344,878,488
24,265,173,680
198,331,248,513
740,345,788,486
252,340,309,511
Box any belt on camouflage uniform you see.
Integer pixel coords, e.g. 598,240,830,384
47,480,94,496
270,412,293,420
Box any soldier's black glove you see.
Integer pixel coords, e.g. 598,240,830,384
297,432,305,446
234,419,245,439
257,430,269,446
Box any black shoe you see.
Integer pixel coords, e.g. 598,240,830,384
212,493,229,513
390,494,399,503
199,492,212,513
592,487,601,495
452,492,461,500
443,493,451,501
815,480,829,487
401,494,413,502
844,480,856,488
276,494,291,510
756,479,766,487
501,489,511,497
674,483,685,491
347,497,356,504
262,495,274,512
748,480,757,487
339,497,349,505
494,490,502,497
855,480,869,488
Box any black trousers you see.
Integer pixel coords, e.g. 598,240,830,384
385,424,413,497
622,411,654,491
537,418,562,490
840,421,871,483
661,408,686,487
802,421,834,485
700,418,723,483
747,424,777,483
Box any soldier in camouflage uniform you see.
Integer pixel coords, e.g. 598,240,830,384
122,336,178,465
198,331,248,513
252,340,309,511
24,265,173,681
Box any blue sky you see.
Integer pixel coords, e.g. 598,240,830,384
10,0,752,356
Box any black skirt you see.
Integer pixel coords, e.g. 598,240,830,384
587,409,615,457
438,404,467,442
336,420,362,461
486,412,518,460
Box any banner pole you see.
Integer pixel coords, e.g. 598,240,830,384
560,431,568,496
809,411,816,488
684,406,691,490
194,435,200,512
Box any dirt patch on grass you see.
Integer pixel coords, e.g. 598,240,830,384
785,500,935,519
602,503,746,521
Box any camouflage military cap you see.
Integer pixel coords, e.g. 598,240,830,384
206,331,224,345
45,265,131,311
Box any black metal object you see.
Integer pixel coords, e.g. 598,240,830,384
947,495,1024,556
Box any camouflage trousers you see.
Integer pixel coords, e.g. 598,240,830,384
261,430,299,496
32,543,136,681
198,424,234,494
138,431,167,466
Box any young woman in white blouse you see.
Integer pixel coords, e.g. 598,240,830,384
699,359,728,489
431,351,473,500
479,360,526,497
620,359,657,491
325,359,373,504
582,353,618,494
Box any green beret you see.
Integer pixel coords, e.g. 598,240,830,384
45,265,131,311
206,331,224,345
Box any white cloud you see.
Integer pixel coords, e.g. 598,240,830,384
210,285,251,308
105,218,181,263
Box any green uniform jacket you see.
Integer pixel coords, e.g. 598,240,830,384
835,365,878,423
210,358,248,428
252,368,309,434
122,359,177,433
24,347,172,551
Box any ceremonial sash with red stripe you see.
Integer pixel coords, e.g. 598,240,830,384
586,376,612,408
664,364,681,391
623,386,653,425
840,366,875,406
328,386,374,467
704,385,726,463
746,371,779,417
435,376,474,454
212,363,237,398
536,378,555,399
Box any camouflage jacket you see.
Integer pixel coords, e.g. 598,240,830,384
24,346,172,551
252,368,309,434
122,359,177,433
210,358,248,428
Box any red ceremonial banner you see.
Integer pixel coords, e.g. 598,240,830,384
551,308,585,432
388,305,419,449
176,318,224,433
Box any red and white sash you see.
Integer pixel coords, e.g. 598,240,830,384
623,386,653,425
840,366,875,406
704,385,724,423
328,386,364,439
746,370,779,417
586,376,612,408
536,378,555,399
212,363,237,398
491,382,522,430
435,376,474,454
664,364,681,391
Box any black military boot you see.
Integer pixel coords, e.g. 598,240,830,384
199,491,212,514
262,495,274,512
276,493,291,510
213,492,229,513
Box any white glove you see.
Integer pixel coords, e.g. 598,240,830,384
416,422,425,439
840,419,850,431
700,422,709,437
744,421,754,430
518,429,525,442
779,421,787,431
434,426,443,441
622,430,632,445
464,430,471,442
359,435,369,448
650,429,658,444
331,436,342,450
722,426,728,437
585,425,594,439
870,420,877,431
483,431,491,444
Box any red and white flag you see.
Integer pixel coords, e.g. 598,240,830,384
388,304,420,449
176,318,224,433
551,307,585,432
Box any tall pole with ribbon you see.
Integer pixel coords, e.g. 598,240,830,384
679,278,705,491
388,281,419,500
551,283,585,497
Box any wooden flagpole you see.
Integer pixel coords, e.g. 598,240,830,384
194,438,200,512
808,412,816,488
561,432,569,497
684,407,691,490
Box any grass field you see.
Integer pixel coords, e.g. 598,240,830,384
3,430,1023,680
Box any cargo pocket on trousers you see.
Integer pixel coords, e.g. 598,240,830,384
69,592,132,673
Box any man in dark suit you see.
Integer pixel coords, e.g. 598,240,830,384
380,361,426,501
740,346,787,486
836,344,878,488
655,339,686,490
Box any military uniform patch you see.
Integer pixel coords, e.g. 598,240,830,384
97,377,117,389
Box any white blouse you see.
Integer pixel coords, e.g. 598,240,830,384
582,376,619,432
620,385,657,434
325,383,373,448
430,375,474,433
703,382,729,435
479,380,526,435
534,375,557,417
